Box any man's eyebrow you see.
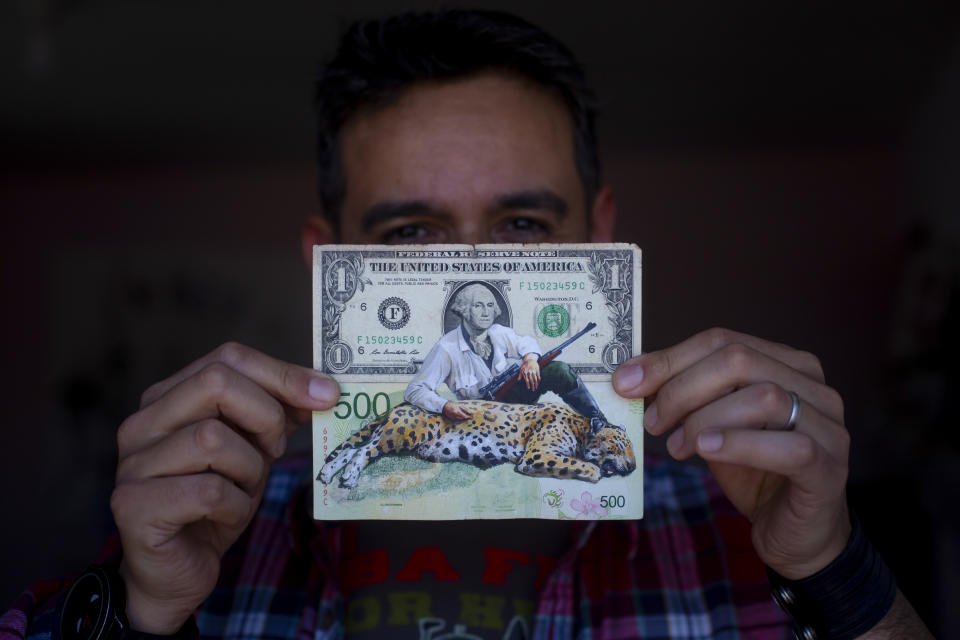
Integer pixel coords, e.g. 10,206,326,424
496,189,568,218
361,200,434,229
360,190,569,228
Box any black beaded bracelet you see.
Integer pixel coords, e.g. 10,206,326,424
766,515,897,640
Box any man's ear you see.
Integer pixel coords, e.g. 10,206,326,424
301,215,336,267
588,185,616,242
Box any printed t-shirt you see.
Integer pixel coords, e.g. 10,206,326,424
343,520,572,640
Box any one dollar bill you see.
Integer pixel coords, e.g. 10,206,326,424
312,244,643,520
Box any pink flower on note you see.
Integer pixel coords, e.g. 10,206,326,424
570,491,607,519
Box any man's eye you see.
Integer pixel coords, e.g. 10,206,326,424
492,217,551,242
511,218,538,230
381,225,438,244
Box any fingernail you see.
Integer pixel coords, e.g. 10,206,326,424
274,433,287,458
698,431,723,452
309,377,339,404
614,364,644,392
643,403,658,429
666,428,684,455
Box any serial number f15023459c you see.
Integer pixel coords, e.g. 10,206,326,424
518,280,585,291
356,335,425,345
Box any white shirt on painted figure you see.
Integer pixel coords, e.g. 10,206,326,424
404,323,540,414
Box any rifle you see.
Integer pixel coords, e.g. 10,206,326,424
478,322,597,401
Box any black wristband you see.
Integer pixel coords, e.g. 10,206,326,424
60,564,199,640
766,515,897,640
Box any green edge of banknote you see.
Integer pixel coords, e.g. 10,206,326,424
312,243,643,520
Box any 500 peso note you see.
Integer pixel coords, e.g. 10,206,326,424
312,244,643,520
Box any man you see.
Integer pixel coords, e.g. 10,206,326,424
4,9,930,640
405,283,606,428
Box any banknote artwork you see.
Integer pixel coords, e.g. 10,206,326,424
312,244,643,520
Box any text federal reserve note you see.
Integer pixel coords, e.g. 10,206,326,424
312,244,642,520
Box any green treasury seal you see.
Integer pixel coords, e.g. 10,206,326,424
537,304,570,338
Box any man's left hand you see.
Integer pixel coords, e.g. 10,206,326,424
612,327,851,580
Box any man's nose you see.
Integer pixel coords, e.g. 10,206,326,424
449,217,486,244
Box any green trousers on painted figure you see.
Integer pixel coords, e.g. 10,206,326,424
498,361,607,429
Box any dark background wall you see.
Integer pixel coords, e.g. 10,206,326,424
2,1,959,635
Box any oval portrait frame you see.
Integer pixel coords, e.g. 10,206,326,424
442,280,512,335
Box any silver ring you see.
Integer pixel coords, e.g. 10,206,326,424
784,391,801,431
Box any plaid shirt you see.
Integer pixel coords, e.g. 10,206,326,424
3,454,788,640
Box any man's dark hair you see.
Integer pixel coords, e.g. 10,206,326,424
315,9,600,232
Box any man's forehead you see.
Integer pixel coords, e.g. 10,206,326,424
335,72,586,240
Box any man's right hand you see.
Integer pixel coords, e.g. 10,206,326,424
109,342,340,634
442,401,473,421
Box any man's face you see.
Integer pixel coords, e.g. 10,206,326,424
335,72,598,245
464,289,498,331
